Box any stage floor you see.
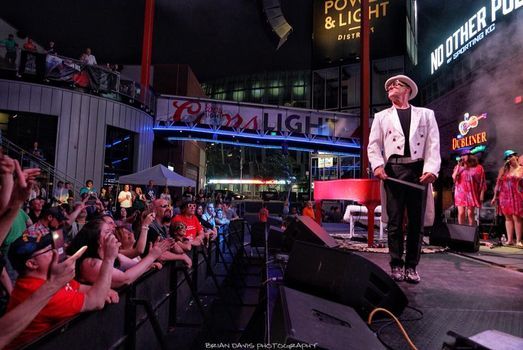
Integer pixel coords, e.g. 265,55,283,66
324,223,523,350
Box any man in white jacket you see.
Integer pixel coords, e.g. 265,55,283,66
368,75,441,283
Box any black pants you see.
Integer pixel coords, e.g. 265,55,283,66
384,161,426,269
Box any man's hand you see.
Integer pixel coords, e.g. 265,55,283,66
419,172,436,184
149,262,163,270
0,155,16,175
182,254,192,268
10,161,40,205
105,289,119,304
142,212,155,227
373,166,388,180
47,246,87,287
75,201,86,212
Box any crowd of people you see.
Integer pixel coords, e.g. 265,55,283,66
0,154,246,348
1,33,106,69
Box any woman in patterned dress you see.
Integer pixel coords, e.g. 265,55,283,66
491,150,523,246
452,150,486,225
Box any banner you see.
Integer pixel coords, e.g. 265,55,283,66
45,55,82,81
156,96,360,139
85,65,119,92
19,51,46,77
45,55,119,92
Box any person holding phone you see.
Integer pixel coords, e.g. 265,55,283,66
452,149,486,225
79,180,96,197
6,232,119,349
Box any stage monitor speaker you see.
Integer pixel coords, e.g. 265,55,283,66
282,215,338,251
243,200,263,213
285,241,408,318
262,0,293,49
270,286,385,349
431,223,479,252
265,201,284,214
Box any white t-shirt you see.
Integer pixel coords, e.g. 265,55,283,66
118,190,133,208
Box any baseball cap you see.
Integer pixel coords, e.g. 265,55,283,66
45,206,67,222
8,233,53,274
503,149,518,160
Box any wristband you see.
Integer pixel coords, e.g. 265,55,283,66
142,225,149,230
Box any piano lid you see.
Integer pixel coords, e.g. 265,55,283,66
313,179,381,206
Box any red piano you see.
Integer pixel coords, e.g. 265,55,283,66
314,179,381,247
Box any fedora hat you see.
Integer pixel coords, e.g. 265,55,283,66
385,74,418,100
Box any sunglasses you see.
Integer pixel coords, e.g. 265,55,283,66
386,80,407,91
187,204,197,209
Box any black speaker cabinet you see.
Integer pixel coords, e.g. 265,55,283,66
268,225,284,250
285,241,408,319
431,223,479,252
271,286,385,350
250,222,266,248
282,215,338,251
262,0,293,49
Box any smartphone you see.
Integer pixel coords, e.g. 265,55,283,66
51,230,66,262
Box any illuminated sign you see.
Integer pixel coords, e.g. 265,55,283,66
451,112,488,150
431,0,523,75
312,0,405,66
208,179,289,185
156,96,359,139
318,157,334,168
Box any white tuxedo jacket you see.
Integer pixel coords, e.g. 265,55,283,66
368,105,441,176
368,105,441,226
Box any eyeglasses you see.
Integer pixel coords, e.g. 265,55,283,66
159,204,169,208
187,204,197,209
386,80,407,91
31,247,53,258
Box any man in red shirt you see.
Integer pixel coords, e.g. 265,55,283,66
5,232,119,349
258,204,269,223
172,201,205,246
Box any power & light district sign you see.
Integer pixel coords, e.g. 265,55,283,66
312,0,405,66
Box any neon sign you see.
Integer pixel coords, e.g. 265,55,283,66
458,113,487,136
452,112,488,150
430,0,522,75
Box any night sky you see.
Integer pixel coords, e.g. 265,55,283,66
1,0,482,83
